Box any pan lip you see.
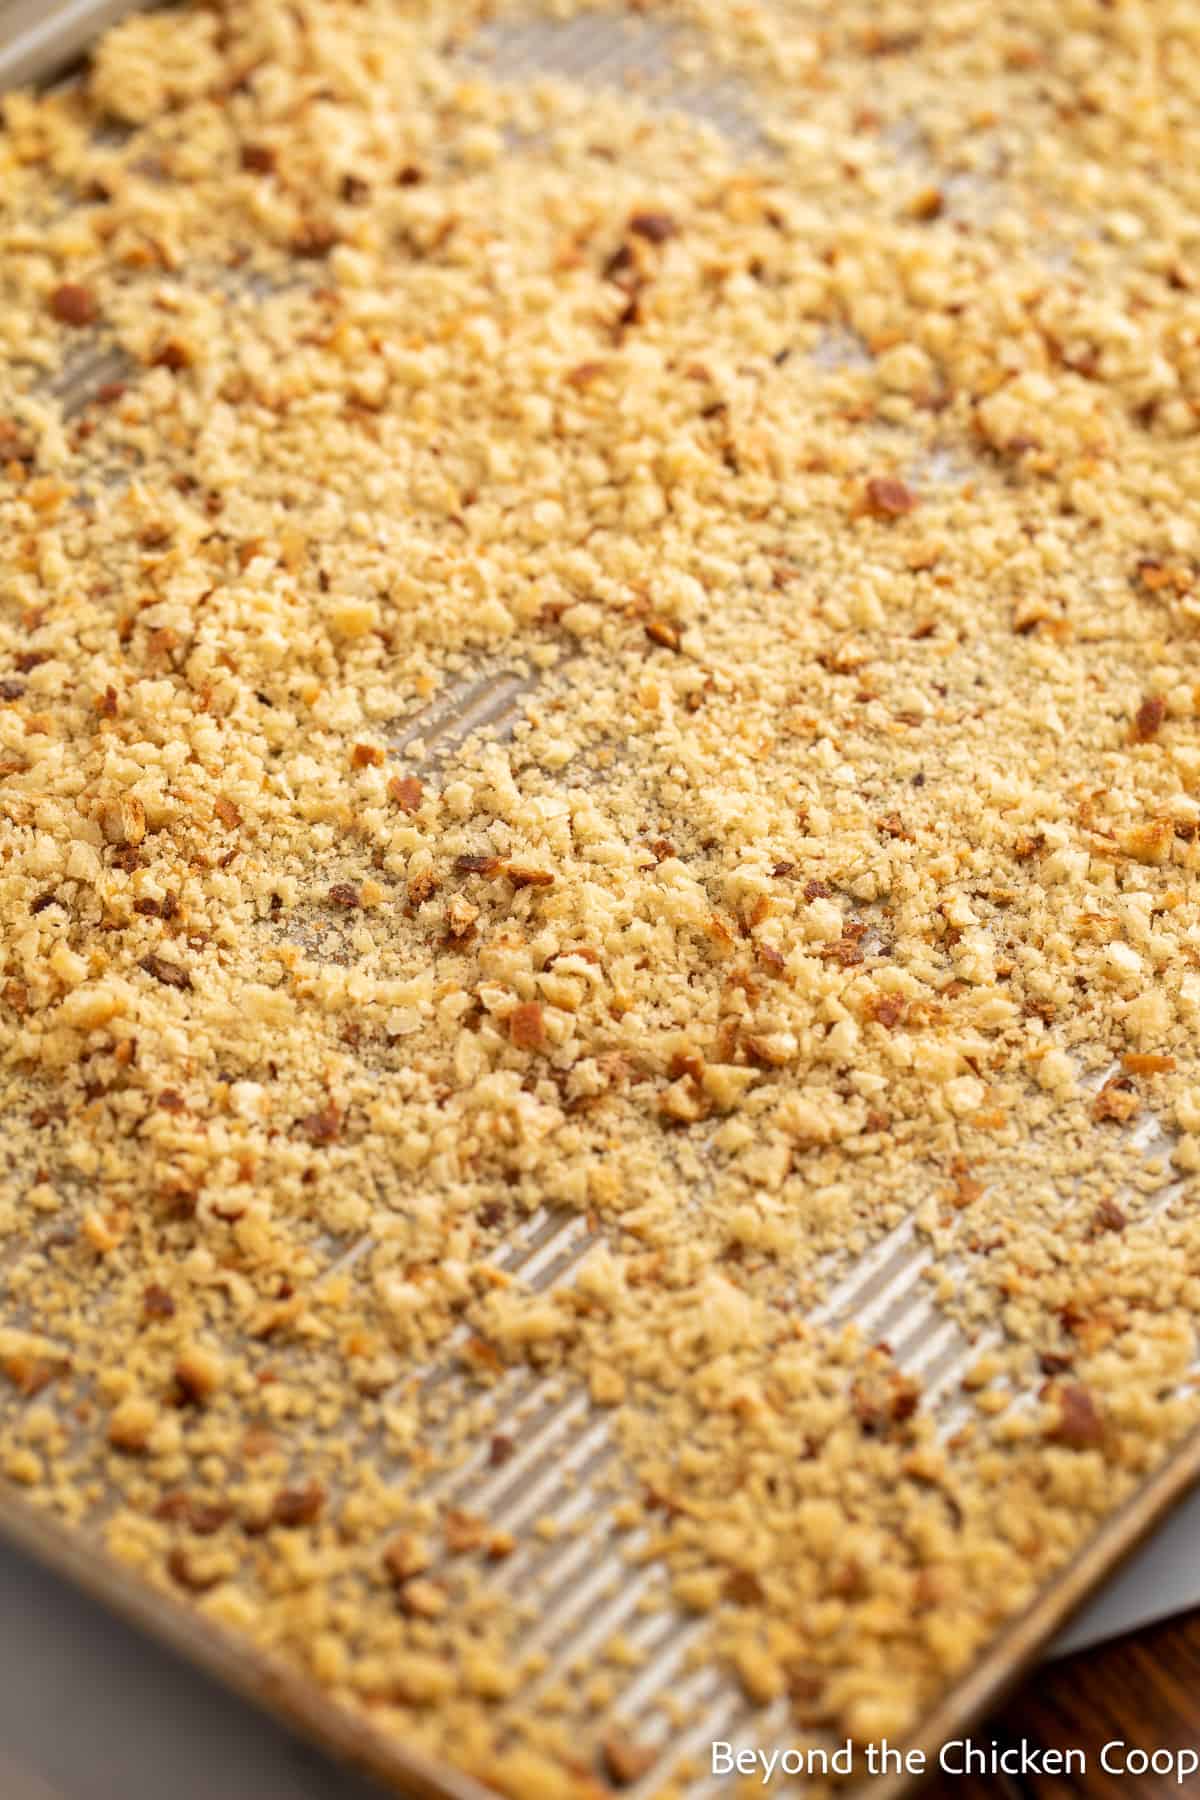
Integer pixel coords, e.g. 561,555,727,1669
859,1417,1200,1800
0,0,159,93
3,6,1200,1798
0,1477,496,1800
4,1423,1200,1798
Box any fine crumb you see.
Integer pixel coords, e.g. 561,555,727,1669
2,0,1200,1795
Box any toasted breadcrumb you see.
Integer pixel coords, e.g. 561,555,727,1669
2,1,1200,1795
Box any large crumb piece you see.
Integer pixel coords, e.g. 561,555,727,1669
2,0,1200,1793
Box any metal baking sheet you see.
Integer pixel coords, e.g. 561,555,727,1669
3,5,1200,1798
0,0,145,90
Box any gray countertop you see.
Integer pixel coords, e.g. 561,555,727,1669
4,1489,1200,1799
0,4,1197,1788
0,1533,387,1800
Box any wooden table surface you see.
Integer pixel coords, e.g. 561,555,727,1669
924,1607,1200,1799
3,1503,1198,1799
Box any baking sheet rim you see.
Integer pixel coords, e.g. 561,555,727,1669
5,0,1200,1792
4,1424,1200,1798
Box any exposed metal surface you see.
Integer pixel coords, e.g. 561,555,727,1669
0,0,145,89
1,7,1197,1799
471,9,762,150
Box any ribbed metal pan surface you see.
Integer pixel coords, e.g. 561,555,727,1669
2,7,1199,1799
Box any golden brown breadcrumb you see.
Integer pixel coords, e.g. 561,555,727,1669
2,1,1200,1794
